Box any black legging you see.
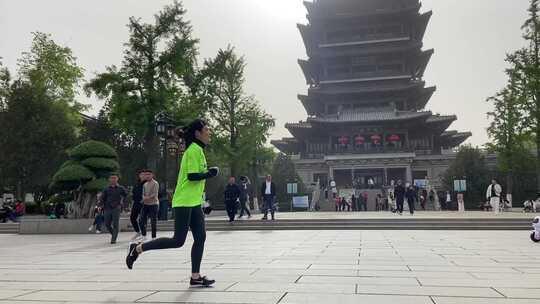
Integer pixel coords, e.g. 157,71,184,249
130,202,143,233
396,198,404,213
141,206,206,273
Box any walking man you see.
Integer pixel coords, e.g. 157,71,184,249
405,185,416,215
224,176,241,223
486,179,502,215
99,174,127,244
139,170,159,240
130,170,146,240
238,176,251,218
394,180,406,215
261,175,277,221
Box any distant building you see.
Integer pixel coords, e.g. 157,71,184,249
272,0,471,190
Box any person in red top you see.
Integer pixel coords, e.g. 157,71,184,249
14,200,25,220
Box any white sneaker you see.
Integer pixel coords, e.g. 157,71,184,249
88,226,94,232
131,233,142,241
96,230,102,234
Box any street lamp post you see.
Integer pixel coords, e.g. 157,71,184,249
155,113,183,196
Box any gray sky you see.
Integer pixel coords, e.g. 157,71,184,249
0,0,531,146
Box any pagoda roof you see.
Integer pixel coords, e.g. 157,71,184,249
314,40,424,59
414,49,434,79
426,114,457,124
308,109,432,124
415,86,436,109
271,137,301,153
441,131,472,147
426,114,457,133
285,121,314,139
308,81,426,95
306,1,422,21
416,11,433,41
298,59,318,85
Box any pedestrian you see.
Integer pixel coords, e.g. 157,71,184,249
139,170,159,240
375,194,383,211
335,196,340,212
444,191,452,210
126,119,217,288
420,189,427,210
361,191,368,211
261,175,277,220
486,179,502,215
130,170,146,240
405,186,415,215
55,201,67,219
88,205,104,233
224,176,241,223
351,194,357,211
99,174,127,244
341,197,350,211
394,180,406,215
238,176,251,218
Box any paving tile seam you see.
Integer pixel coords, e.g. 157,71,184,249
275,292,288,304
132,291,160,303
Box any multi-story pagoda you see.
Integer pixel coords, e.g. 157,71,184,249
272,0,471,190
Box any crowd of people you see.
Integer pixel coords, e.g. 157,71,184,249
0,199,25,223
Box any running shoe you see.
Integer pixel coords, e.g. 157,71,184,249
126,242,140,269
190,276,215,287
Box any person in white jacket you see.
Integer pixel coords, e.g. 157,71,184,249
486,179,502,214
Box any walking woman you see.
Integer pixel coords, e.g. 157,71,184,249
125,119,218,287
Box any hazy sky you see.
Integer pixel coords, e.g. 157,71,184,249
0,0,531,146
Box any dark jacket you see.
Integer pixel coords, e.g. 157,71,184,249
405,188,416,202
394,185,406,202
132,181,146,205
261,181,276,197
224,183,241,203
100,185,127,210
239,182,249,201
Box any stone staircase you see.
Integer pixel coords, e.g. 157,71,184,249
126,217,532,232
0,223,19,234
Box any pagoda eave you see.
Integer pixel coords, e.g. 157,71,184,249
308,81,426,96
416,11,433,41
415,86,436,110
414,49,434,78
307,2,422,21
298,59,318,85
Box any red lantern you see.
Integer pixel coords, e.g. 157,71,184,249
338,136,349,146
388,134,400,142
354,135,365,145
371,134,381,144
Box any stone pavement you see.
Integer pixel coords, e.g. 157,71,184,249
1,229,540,303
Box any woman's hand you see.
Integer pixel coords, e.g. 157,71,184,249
207,167,220,178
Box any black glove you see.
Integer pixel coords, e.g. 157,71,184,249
207,167,219,178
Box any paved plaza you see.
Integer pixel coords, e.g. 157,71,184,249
1,229,540,303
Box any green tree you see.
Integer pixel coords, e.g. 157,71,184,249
0,59,10,111
0,33,85,202
82,110,146,186
85,1,205,170
443,145,490,209
487,76,529,195
51,140,120,218
270,153,305,211
204,47,275,177
17,32,87,125
0,82,77,200
501,0,540,191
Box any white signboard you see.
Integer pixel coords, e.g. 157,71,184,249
292,196,309,208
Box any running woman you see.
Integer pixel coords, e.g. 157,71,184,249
125,119,218,287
